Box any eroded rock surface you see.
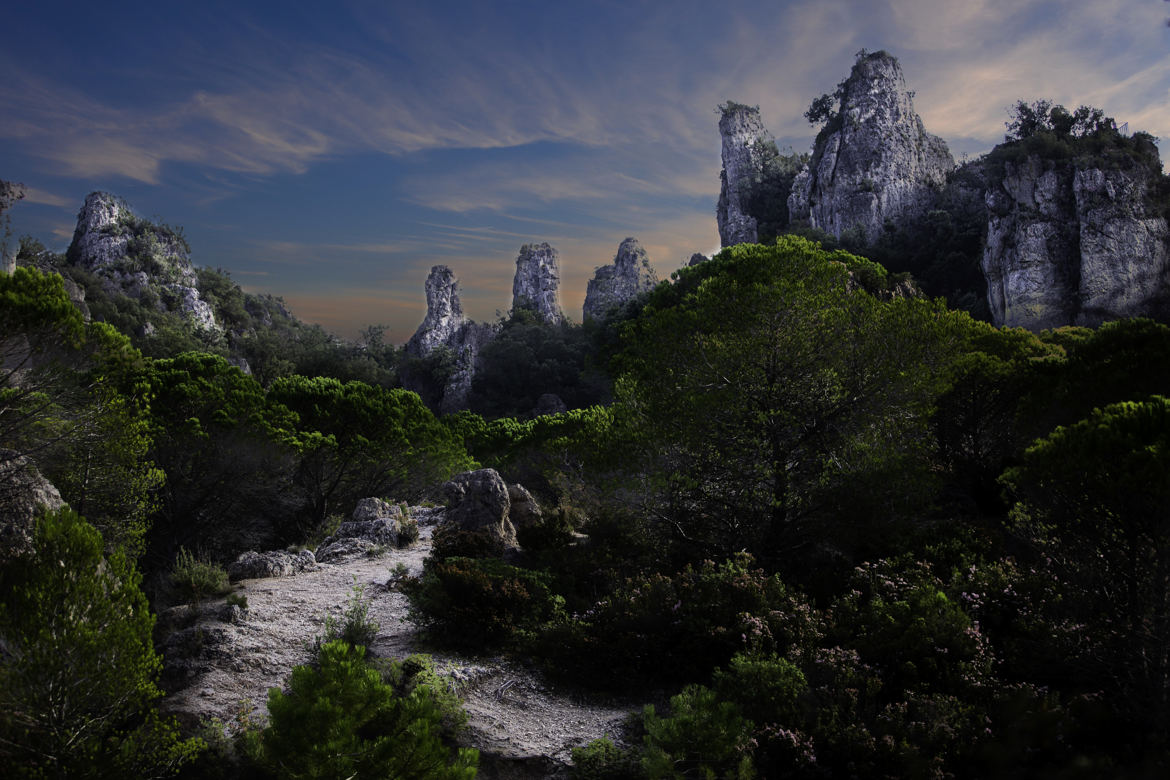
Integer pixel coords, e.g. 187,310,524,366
227,550,317,582
788,51,953,243
441,468,519,552
582,237,658,321
512,243,564,325
983,153,1170,329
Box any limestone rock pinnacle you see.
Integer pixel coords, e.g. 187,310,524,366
788,51,954,243
582,237,658,321
716,103,772,247
512,243,564,324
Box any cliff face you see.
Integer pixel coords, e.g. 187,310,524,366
512,243,564,324
983,155,1170,329
67,192,220,334
717,104,772,246
788,51,953,243
406,265,497,414
582,237,658,321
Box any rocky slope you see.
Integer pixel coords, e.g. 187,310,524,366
160,507,635,777
67,192,221,334
512,243,565,325
582,237,658,321
788,50,953,243
983,152,1170,329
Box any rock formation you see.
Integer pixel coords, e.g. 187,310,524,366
405,265,497,414
716,103,773,246
788,51,953,244
0,452,66,563
66,192,221,333
582,237,658,320
983,152,1170,329
439,468,519,555
688,252,708,267
227,549,318,581
512,243,564,324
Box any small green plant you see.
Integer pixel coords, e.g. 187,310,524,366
397,514,420,547
365,543,389,558
170,547,231,604
225,592,248,610
387,562,412,589
314,581,380,654
571,737,642,779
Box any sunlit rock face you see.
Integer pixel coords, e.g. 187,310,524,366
788,51,953,244
405,265,497,414
717,103,772,246
983,155,1170,329
66,191,220,333
512,243,564,325
582,237,658,321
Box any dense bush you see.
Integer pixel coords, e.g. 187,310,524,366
539,555,819,688
260,640,477,779
406,556,565,648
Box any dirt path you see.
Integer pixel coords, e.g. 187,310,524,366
160,507,636,776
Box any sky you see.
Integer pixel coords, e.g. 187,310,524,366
2,0,1168,342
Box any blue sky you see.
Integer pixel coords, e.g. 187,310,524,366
3,0,1168,341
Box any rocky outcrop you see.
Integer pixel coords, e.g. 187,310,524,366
582,238,658,321
688,253,709,267
1,247,14,275
405,265,498,414
788,51,953,244
507,484,543,533
0,452,66,563
512,243,564,324
983,153,1170,329
717,103,772,246
440,469,519,554
228,549,317,581
315,498,411,562
66,192,220,334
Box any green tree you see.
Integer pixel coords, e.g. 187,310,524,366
1001,397,1170,738
615,237,967,569
261,640,477,780
269,376,473,533
0,509,200,778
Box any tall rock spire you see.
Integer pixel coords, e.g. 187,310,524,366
511,243,564,324
788,50,953,243
716,103,772,247
583,237,658,321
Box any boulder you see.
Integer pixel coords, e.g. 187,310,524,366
316,519,400,563
440,468,518,552
227,549,317,581
507,484,543,532
0,452,66,563
352,497,403,524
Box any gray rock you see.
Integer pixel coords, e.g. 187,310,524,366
512,243,564,324
507,484,543,532
1,246,15,275
688,252,708,267
227,549,317,581
582,238,658,321
716,103,771,246
0,452,66,563
405,266,499,414
788,51,953,244
316,518,400,563
66,192,221,334
441,468,518,550
982,153,1170,330
352,497,403,524
533,392,567,417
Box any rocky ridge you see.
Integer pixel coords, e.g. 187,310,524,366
582,237,658,321
67,192,221,334
787,50,954,244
